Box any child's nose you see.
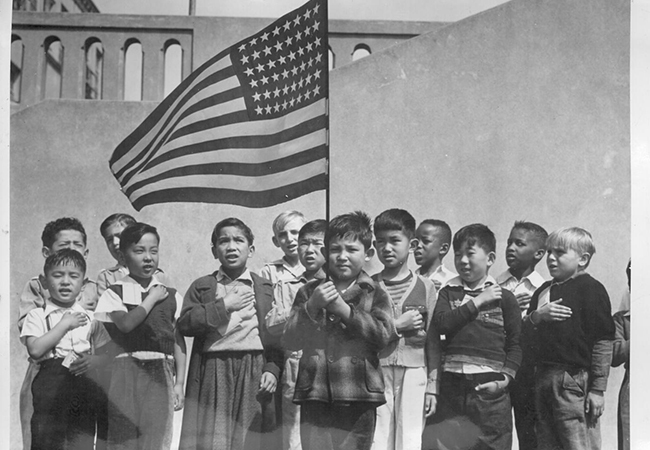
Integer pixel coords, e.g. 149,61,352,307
112,236,120,247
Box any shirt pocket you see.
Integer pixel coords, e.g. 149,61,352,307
478,306,504,328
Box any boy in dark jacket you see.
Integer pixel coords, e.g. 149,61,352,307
282,211,394,450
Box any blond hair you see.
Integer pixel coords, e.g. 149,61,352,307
272,210,306,235
546,227,596,266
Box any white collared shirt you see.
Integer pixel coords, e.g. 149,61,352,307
20,301,110,362
259,258,305,284
416,264,457,291
496,269,545,298
94,274,183,323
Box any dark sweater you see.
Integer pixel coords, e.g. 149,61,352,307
104,284,177,355
433,281,522,379
526,273,615,370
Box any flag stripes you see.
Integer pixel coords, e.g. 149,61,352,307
109,0,329,211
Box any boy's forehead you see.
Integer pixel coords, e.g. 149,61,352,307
457,240,488,253
46,262,84,275
217,225,249,241
417,223,441,237
329,234,365,248
300,231,324,241
278,217,306,231
53,229,86,243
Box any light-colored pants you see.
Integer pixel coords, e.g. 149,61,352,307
282,350,302,450
371,365,427,450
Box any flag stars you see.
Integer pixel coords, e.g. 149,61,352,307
313,85,321,96
263,90,271,99
281,69,290,79
282,85,290,95
263,46,272,56
288,51,296,61
291,81,297,91
250,38,258,46
240,54,250,65
255,105,263,115
312,21,320,32
306,73,313,84
261,32,269,42
297,47,305,57
271,72,280,82
314,68,322,79
273,87,281,98
273,103,281,112
306,42,313,52
300,61,307,72
304,26,312,37
282,100,288,110
285,36,293,47
256,63,265,73
252,50,261,60
296,93,303,104
314,37,321,47
238,44,247,52
307,57,314,68
304,89,312,100
298,77,304,88
274,41,283,52
245,67,255,77
249,79,258,88
252,92,261,102
289,97,296,107
265,105,272,114
267,59,277,69
283,21,291,31
293,15,301,27
272,26,281,36
296,30,302,41
260,75,269,85
303,9,311,20
315,53,323,63
313,4,320,14
291,66,299,76
278,55,287,65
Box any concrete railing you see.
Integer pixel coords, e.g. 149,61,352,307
11,11,447,112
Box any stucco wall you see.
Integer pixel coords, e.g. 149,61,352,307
10,0,629,447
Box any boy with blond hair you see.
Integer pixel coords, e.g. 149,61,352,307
525,227,615,450
260,210,307,284
283,211,394,450
370,209,440,450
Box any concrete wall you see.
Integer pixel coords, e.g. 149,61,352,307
10,0,629,447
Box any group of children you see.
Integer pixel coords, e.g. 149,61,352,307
17,209,625,450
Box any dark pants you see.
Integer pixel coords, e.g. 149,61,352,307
31,359,96,450
511,364,538,450
422,372,512,450
300,402,377,450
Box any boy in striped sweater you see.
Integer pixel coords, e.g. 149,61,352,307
370,209,441,450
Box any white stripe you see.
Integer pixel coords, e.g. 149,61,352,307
124,129,327,187
149,98,327,157
111,55,234,175
128,158,328,202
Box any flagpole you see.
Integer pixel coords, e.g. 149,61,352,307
324,0,330,227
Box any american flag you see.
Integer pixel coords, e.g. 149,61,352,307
109,0,329,211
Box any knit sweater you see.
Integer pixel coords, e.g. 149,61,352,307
434,279,522,379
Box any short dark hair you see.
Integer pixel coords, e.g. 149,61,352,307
373,209,416,239
512,221,549,249
41,217,87,249
326,211,373,250
100,213,137,238
299,219,328,240
453,223,496,254
211,218,254,246
419,219,452,244
43,248,87,275
119,222,160,250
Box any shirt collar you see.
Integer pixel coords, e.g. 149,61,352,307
496,269,545,288
115,273,164,291
43,299,88,317
216,268,253,284
447,274,497,291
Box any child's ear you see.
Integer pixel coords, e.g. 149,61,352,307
210,246,219,260
271,236,280,248
83,248,89,260
42,246,52,259
320,246,328,258
247,245,256,259
409,238,418,253
38,274,48,290
365,247,375,261
440,243,450,257
487,251,496,267
533,248,545,262
578,253,591,269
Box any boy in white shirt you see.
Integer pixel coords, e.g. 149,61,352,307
414,220,456,292
21,249,111,450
